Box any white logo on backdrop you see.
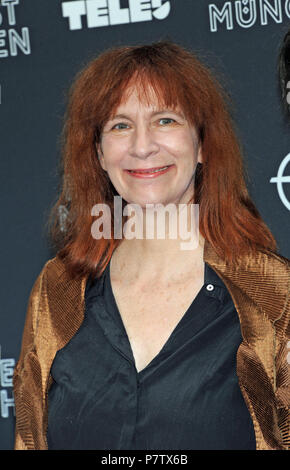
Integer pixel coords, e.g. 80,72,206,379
209,0,290,32
270,153,290,210
286,80,290,105
61,0,171,30
0,345,15,419
0,0,31,58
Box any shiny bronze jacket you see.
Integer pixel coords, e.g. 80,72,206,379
13,240,290,450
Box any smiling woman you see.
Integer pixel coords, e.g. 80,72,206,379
13,40,289,450
47,40,277,275
97,85,202,208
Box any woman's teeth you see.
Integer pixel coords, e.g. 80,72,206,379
129,166,170,173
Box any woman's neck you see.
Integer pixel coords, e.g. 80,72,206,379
111,233,205,285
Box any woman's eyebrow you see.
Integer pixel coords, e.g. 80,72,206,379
152,109,185,118
109,110,185,120
109,114,130,121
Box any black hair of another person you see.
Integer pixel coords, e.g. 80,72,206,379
279,30,290,107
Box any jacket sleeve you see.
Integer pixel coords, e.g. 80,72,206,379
13,264,48,450
275,262,290,450
275,338,290,449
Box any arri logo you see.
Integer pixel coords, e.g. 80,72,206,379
61,0,171,31
209,0,290,32
270,153,290,211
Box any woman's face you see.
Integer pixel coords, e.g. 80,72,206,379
97,86,202,207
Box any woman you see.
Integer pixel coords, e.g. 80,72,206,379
13,41,289,450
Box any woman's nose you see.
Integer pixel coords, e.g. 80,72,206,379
129,125,159,160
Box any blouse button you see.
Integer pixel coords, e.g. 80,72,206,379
206,284,214,291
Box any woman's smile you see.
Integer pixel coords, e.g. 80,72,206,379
124,164,175,178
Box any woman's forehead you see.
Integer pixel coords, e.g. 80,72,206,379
112,82,183,115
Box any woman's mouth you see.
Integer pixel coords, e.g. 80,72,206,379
124,165,174,178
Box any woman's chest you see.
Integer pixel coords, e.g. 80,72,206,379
110,275,204,372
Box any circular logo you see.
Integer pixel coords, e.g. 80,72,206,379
270,153,290,210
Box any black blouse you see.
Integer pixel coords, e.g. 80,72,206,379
47,260,256,450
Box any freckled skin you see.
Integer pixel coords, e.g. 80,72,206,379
110,265,204,372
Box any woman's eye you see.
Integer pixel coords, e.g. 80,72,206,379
159,118,175,125
112,123,129,130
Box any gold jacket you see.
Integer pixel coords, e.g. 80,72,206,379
13,240,290,450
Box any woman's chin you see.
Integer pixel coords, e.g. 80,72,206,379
124,199,172,209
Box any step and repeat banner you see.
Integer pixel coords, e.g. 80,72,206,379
1,0,290,450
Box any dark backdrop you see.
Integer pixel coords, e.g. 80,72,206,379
1,0,289,450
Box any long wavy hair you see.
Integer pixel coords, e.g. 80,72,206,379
47,40,277,279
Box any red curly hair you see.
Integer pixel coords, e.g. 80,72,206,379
47,40,277,279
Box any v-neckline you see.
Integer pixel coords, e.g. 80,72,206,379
104,260,214,376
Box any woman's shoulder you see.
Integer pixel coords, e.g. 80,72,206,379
240,247,289,300
251,249,289,303
37,254,84,285
207,244,289,337
39,254,69,279
206,242,289,291
236,248,289,338
26,255,87,347
258,248,290,269
27,255,87,327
